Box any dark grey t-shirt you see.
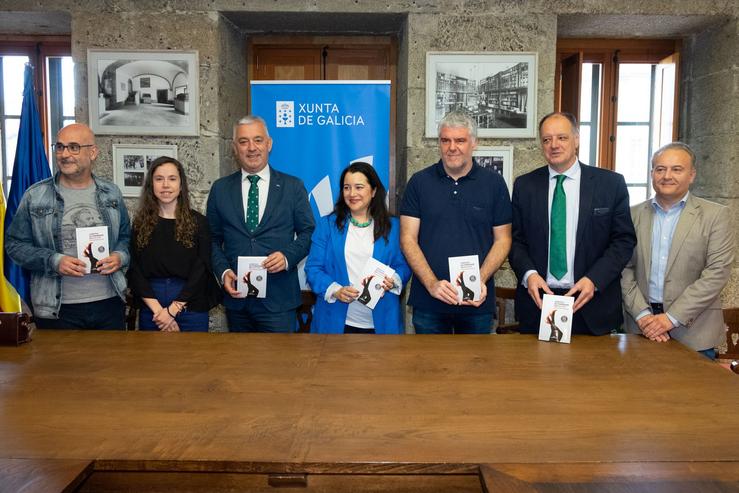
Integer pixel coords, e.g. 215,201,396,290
59,184,117,304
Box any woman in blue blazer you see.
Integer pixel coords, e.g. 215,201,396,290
305,162,410,334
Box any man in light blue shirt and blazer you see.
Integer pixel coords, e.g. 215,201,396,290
207,115,315,332
621,142,734,358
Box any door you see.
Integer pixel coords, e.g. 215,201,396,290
558,52,582,118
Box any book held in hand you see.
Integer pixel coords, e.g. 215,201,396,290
75,226,109,274
448,255,481,302
237,256,268,298
353,257,396,310
538,294,574,344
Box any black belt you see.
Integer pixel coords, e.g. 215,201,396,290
550,287,572,296
650,303,664,314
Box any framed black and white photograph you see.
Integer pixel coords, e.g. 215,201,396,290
473,146,513,191
88,50,199,136
426,52,537,138
112,144,178,197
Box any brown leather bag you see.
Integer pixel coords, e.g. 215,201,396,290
0,312,32,346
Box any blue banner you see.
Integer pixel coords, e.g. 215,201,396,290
250,81,390,219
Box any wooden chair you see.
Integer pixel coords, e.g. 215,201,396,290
721,307,739,359
495,287,519,334
297,291,316,333
125,291,138,331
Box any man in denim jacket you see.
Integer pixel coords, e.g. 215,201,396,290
6,123,130,329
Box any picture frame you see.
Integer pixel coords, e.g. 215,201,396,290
426,52,538,139
88,49,199,136
112,144,178,197
473,146,513,192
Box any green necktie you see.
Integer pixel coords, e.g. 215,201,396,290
245,175,260,233
549,174,567,280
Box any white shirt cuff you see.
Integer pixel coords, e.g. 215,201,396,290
389,272,403,295
325,282,342,303
635,309,651,321
522,270,537,288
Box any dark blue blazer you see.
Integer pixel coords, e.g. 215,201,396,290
508,163,636,335
305,215,411,334
206,167,315,313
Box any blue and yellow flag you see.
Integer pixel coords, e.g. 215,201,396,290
4,63,52,309
0,182,21,312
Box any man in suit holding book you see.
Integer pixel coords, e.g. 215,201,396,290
621,142,734,358
207,115,315,332
509,112,636,335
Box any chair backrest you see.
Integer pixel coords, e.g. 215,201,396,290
125,291,137,331
722,307,739,359
297,291,317,333
495,287,519,334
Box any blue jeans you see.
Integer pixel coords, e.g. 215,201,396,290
35,297,125,330
226,301,296,333
138,278,209,332
412,308,493,334
699,348,716,360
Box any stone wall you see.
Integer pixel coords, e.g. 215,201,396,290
681,17,739,306
64,9,236,214
1,0,737,316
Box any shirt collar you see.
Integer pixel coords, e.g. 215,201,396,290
548,160,581,181
651,191,689,212
242,165,270,182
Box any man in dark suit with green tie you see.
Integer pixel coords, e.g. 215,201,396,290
207,115,315,332
509,112,636,335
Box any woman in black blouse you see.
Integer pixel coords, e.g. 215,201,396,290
129,157,220,331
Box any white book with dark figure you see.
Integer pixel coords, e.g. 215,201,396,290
538,294,574,344
75,226,109,274
448,255,481,303
237,256,268,299
353,257,395,310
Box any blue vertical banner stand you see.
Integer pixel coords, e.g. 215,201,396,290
250,81,391,221
251,81,391,289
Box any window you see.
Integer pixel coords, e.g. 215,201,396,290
1,55,29,196
556,39,680,204
0,37,73,196
579,62,602,167
616,64,664,204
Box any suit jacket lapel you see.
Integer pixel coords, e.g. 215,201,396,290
637,202,654,287
372,225,387,261
575,163,594,253
229,171,248,233
534,167,550,248
665,195,699,277
336,220,351,285
259,167,282,231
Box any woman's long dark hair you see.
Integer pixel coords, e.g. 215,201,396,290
334,162,391,242
133,156,196,249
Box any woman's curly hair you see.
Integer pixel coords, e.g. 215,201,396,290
133,156,196,250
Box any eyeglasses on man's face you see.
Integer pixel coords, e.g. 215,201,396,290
53,142,94,155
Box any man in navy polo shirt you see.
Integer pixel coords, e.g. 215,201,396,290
400,111,512,334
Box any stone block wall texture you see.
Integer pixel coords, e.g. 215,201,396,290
1,0,736,323
680,17,739,307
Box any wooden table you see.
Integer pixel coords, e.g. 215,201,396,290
1,332,737,492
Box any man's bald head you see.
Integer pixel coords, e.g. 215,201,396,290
55,123,98,187
57,123,96,146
